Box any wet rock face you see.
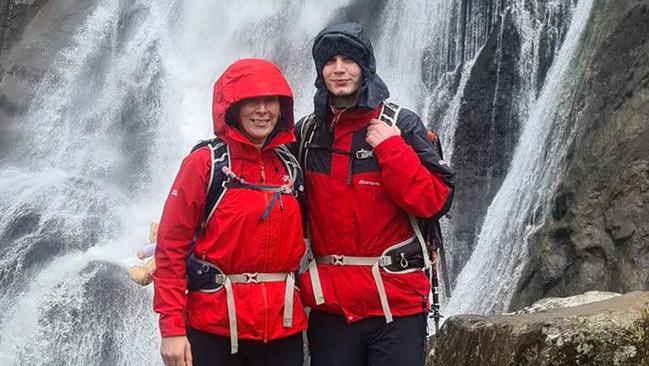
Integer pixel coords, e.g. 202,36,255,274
0,0,48,57
444,8,522,280
429,291,649,366
512,0,649,310
427,1,576,281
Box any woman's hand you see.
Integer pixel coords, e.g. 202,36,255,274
161,336,192,366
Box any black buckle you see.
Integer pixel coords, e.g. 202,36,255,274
355,149,373,160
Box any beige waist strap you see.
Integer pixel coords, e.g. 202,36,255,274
316,254,393,267
204,272,295,354
312,255,394,323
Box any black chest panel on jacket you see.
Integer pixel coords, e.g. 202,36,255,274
305,124,381,176
350,127,379,174
304,126,333,175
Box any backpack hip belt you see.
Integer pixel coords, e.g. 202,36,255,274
187,255,296,354
310,235,426,324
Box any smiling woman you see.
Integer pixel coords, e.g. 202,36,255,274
154,58,306,366
236,96,281,146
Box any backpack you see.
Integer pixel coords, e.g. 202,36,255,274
192,138,302,229
184,138,303,290
297,102,453,332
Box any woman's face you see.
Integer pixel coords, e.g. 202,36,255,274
237,96,281,145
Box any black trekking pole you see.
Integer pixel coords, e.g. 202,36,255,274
429,264,442,335
426,221,449,337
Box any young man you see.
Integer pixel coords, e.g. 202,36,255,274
296,23,454,366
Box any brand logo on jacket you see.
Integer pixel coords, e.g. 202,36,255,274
358,180,381,186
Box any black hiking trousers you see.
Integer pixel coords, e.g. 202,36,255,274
186,327,303,366
308,310,427,366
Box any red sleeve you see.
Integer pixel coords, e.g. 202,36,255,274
153,149,210,337
372,135,449,217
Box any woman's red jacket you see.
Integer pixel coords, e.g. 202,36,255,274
153,59,307,341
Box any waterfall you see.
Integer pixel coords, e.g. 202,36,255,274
0,1,178,363
446,0,594,316
0,0,443,363
0,0,598,363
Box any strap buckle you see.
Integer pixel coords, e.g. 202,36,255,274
378,256,393,267
355,149,373,160
243,273,259,283
332,255,344,265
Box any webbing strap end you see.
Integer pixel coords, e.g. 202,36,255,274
283,274,295,328
371,262,393,323
308,260,325,305
224,278,239,354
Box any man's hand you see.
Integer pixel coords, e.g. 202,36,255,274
365,118,400,147
161,335,192,366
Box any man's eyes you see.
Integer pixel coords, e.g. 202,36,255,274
325,56,354,64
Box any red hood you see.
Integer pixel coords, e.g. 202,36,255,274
212,58,295,149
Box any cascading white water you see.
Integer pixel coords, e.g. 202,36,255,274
372,0,455,112
0,1,179,363
446,0,594,316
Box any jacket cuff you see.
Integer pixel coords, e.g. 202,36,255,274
159,313,187,337
373,135,410,160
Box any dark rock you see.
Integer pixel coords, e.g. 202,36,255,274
0,0,100,156
425,1,577,282
0,0,49,56
439,8,522,280
605,206,636,241
551,188,572,221
430,291,649,366
512,0,649,310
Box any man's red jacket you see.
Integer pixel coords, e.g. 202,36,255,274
297,104,452,322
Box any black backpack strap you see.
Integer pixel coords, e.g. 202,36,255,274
187,138,230,256
377,101,433,270
378,101,401,127
380,102,453,301
203,140,230,228
298,114,317,167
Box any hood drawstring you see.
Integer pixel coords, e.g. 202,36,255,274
329,105,346,131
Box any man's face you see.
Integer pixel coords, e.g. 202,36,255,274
322,55,362,97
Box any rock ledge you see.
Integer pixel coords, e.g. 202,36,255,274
429,291,649,366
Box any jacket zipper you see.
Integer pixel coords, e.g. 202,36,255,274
260,150,270,342
331,108,354,185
